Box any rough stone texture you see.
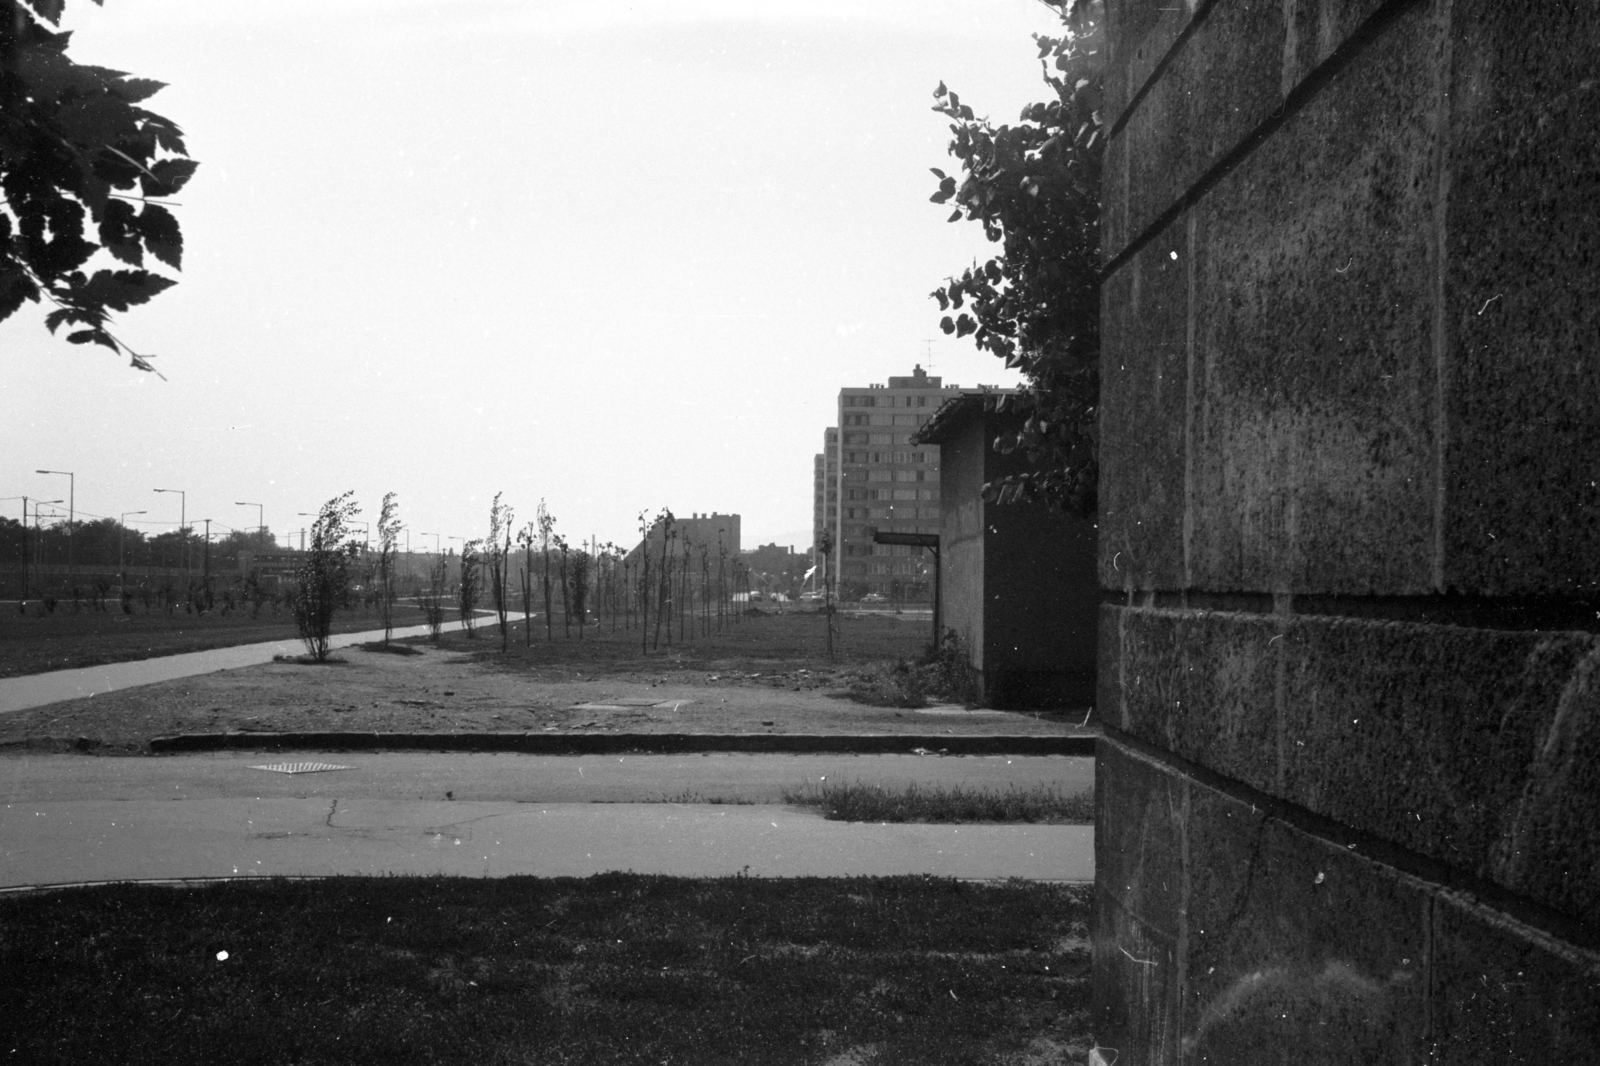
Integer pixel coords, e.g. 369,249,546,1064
1099,228,1189,592
1188,3,1438,595
1098,0,1600,1059
1119,0,1288,259
1109,605,1600,931
1284,618,1600,924
1114,607,1279,788
1103,0,1203,130
1284,0,1391,88
1093,739,1184,1065
1096,734,1438,1064
1432,893,1600,1065
1439,1,1600,597
1096,738,1186,939
1093,888,1181,1066
1183,791,1431,1065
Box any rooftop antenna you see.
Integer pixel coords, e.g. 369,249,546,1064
923,337,938,375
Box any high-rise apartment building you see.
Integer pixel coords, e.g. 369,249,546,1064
829,365,969,599
811,427,837,582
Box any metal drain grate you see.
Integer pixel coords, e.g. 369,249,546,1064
250,762,352,775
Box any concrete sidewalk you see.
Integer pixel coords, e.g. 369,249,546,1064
0,611,506,715
0,799,1093,889
0,752,1095,890
0,745,1094,889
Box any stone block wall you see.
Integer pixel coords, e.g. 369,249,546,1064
1095,0,1600,1061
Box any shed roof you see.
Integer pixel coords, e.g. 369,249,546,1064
910,387,1019,446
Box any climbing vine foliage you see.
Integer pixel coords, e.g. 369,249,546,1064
1,0,197,373
930,6,1102,517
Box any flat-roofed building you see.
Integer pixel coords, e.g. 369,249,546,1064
831,365,970,600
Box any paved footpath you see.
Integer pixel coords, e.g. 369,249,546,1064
0,752,1095,890
0,612,503,715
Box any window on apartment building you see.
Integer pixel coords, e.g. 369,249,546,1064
893,488,917,500
893,414,918,426
844,432,867,445
867,470,891,482
845,470,865,482
918,488,938,500
869,433,893,445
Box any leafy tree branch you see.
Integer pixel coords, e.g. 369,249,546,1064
1,0,197,373
930,3,1102,517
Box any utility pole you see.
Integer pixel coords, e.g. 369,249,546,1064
155,488,186,582
36,470,72,592
120,510,147,584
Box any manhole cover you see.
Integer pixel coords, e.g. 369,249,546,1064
250,762,352,775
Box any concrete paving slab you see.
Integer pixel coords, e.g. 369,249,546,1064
0,752,1095,804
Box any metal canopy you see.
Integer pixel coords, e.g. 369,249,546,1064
870,531,942,642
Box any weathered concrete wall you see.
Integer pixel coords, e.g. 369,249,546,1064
933,407,1098,707
1096,0,1600,1061
939,414,989,675
980,411,1098,708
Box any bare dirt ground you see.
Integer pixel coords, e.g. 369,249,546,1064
0,612,1086,753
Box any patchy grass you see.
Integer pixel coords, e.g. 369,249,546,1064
0,874,1092,1065
784,781,1095,824
431,608,930,685
358,640,425,656
0,603,427,678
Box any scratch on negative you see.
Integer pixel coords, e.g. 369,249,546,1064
1119,944,1157,966
1335,257,1354,273
1478,294,1502,315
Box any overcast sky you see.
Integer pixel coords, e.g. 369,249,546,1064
3,0,1065,553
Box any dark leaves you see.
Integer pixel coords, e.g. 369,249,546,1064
80,269,176,311
98,199,142,265
136,203,183,269
142,157,198,197
928,9,1103,518
1,0,194,371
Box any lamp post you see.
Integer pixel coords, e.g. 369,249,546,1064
30,500,63,587
296,512,316,552
35,470,72,592
420,532,442,555
120,511,147,582
154,488,186,579
235,501,264,542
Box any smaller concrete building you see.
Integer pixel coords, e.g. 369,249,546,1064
913,391,1097,709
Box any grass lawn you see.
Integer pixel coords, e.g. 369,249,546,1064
0,603,427,679
1,874,1092,1065
784,781,1096,825
438,607,934,681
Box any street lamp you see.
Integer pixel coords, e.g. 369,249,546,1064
420,532,442,555
31,500,64,581
36,470,73,590
235,501,264,542
154,488,186,579
120,511,147,581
